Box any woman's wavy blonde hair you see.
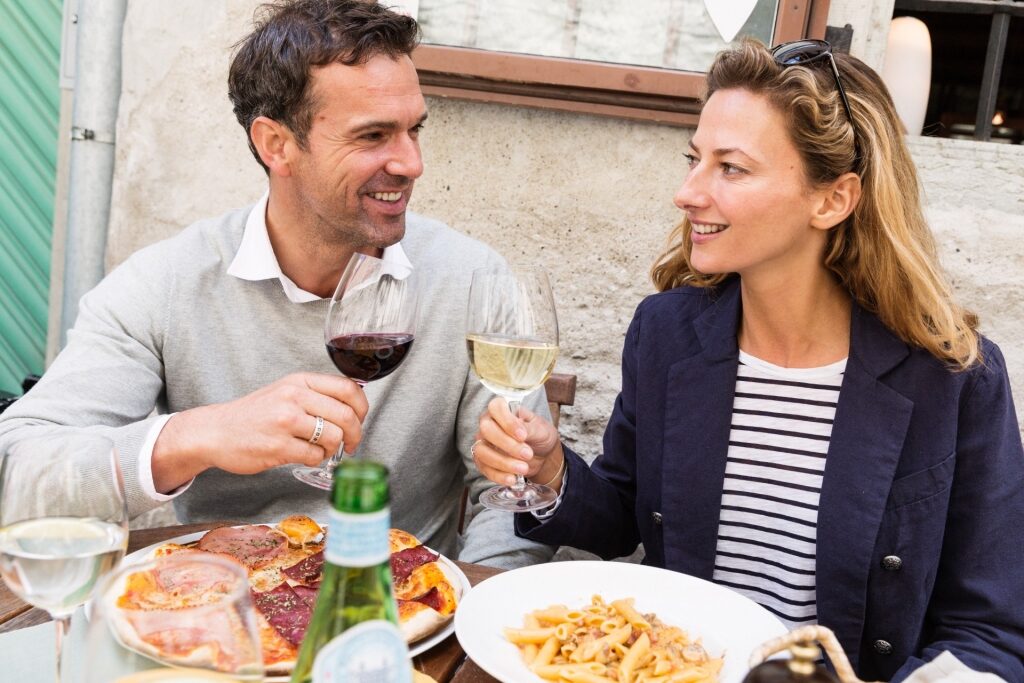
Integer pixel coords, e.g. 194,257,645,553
651,39,980,369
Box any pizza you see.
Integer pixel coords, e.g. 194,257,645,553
113,516,463,673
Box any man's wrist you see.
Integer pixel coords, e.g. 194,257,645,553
152,409,210,492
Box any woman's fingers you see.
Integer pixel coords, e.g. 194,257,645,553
471,439,529,486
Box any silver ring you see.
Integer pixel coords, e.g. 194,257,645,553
309,416,325,445
470,439,484,458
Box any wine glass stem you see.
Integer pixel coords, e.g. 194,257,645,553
54,614,70,683
507,399,527,492
320,379,366,474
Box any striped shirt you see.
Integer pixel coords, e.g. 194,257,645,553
712,351,846,629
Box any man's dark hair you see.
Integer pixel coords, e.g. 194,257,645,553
228,0,420,172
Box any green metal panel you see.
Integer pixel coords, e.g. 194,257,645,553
0,0,62,395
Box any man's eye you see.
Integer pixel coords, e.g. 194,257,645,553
362,132,384,141
410,123,425,136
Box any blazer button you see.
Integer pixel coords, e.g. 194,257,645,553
652,512,663,525
873,639,894,655
881,555,903,571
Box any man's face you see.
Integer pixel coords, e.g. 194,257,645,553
287,55,426,249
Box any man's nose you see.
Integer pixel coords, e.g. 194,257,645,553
385,135,424,180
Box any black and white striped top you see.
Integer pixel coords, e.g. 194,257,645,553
712,351,846,629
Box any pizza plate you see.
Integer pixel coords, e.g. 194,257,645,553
114,523,470,674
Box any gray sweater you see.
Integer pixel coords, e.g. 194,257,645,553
0,205,555,568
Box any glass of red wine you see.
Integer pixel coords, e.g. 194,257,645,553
292,252,417,489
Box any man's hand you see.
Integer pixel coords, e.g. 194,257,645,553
151,373,369,493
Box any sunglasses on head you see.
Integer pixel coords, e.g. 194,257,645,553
771,39,855,128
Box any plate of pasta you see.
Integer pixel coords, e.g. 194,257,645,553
454,561,787,683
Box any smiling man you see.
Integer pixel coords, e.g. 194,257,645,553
0,0,553,569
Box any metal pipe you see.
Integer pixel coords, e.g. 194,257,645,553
59,0,128,347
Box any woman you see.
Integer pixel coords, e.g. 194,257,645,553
472,40,1024,681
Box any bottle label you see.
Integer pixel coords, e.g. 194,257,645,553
325,507,390,567
311,619,413,683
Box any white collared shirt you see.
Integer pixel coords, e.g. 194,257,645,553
226,191,413,302
140,191,413,500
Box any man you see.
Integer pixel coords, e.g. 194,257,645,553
0,0,553,568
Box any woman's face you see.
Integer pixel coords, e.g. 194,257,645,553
674,88,832,284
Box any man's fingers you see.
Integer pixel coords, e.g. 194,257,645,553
301,372,369,421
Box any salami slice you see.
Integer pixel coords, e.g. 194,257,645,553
291,583,320,609
412,586,445,613
251,582,312,646
197,525,287,569
390,545,438,584
282,550,323,584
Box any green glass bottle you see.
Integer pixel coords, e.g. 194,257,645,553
290,460,412,683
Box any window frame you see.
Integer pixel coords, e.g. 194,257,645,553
411,0,831,126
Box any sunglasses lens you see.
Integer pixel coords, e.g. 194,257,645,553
772,41,828,65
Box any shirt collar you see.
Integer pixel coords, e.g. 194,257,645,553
227,190,413,303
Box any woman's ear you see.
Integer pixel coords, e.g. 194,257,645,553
811,172,861,231
249,116,294,177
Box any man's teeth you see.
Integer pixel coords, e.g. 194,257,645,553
370,192,401,202
692,223,727,235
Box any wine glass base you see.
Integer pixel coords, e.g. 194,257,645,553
479,482,558,512
292,466,334,490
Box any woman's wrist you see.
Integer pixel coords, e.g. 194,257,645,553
529,443,566,492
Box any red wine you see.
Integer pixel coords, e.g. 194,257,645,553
326,333,414,383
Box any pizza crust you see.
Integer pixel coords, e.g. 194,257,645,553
398,599,451,643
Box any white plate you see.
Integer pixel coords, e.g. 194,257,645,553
124,525,470,659
455,560,787,683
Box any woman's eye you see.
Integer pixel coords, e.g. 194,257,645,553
683,153,699,168
722,163,746,176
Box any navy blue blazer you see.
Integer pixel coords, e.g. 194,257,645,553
518,279,1024,681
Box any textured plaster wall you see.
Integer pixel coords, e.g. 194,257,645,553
109,2,1024,526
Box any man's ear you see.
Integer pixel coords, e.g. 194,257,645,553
250,116,294,177
811,172,861,231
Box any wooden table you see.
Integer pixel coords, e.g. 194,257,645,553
0,523,501,682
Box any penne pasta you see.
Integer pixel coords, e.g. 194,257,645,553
504,595,723,683
504,626,559,644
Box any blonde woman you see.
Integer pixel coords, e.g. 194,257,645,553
472,40,1024,681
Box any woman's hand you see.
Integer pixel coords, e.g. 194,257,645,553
473,397,565,491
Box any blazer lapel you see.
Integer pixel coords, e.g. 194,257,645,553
816,304,912,669
661,281,742,579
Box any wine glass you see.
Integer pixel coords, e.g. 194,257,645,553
84,552,264,681
293,252,418,489
466,267,560,511
0,433,128,683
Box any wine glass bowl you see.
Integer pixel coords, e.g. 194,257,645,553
466,267,560,512
293,252,418,489
0,433,128,682
84,552,265,681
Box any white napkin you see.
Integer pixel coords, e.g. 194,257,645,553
903,653,1008,683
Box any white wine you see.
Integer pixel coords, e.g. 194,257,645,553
466,334,559,400
0,516,127,616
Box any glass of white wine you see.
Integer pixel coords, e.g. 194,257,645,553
466,267,560,512
0,433,128,683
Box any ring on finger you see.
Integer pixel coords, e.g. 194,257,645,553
309,415,325,445
471,439,485,457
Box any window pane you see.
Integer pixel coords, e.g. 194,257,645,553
418,0,779,72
